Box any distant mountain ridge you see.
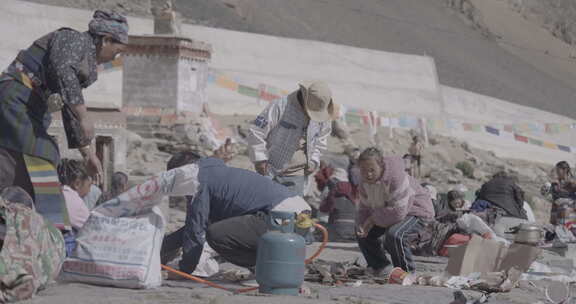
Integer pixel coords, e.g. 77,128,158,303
20,0,576,119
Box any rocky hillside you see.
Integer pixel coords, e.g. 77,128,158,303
510,0,576,47
21,0,576,119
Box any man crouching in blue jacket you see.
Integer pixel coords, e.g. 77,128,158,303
160,150,311,278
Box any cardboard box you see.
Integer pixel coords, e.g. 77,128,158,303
446,236,543,276
446,235,508,276
499,243,542,273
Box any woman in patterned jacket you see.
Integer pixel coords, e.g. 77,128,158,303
0,10,128,228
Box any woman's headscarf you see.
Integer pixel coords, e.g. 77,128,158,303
88,10,129,44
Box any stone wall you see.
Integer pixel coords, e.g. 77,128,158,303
123,55,180,109
122,35,211,114
177,59,208,113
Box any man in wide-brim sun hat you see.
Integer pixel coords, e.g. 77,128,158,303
247,80,336,195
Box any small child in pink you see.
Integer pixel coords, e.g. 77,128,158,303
58,159,92,230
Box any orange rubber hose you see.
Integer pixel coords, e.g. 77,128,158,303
162,222,329,293
305,223,328,264
161,264,233,292
234,286,259,294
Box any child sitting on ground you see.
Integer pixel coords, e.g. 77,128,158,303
58,159,92,230
356,147,434,275
57,159,92,255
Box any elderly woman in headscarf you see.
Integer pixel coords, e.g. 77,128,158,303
0,10,128,228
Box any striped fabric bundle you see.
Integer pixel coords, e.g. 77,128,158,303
23,154,70,230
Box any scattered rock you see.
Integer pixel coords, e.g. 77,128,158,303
472,170,488,181
443,168,464,184
125,129,143,150
455,161,474,179
529,196,552,224
461,142,471,153
447,177,462,184
465,154,481,166
431,150,452,165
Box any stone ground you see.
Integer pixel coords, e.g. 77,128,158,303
14,113,570,304
21,242,560,304
39,112,559,304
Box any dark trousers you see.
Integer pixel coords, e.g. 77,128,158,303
161,213,268,272
274,175,305,196
0,147,34,198
357,216,424,272
206,213,268,269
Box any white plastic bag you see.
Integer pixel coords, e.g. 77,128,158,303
191,244,220,278
555,225,576,244
61,164,200,289
457,214,490,235
523,202,536,222
457,214,509,245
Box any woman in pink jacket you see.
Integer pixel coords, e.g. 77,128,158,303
356,147,435,275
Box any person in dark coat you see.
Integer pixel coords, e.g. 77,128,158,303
160,151,312,275
471,171,527,220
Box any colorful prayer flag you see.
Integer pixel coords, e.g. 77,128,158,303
399,117,408,128
345,112,363,125
381,117,391,127
238,85,260,98
559,124,571,133
528,138,543,146
207,72,217,83
485,126,499,136
514,134,528,143
463,123,481,132
406,117,419,128
545,123,560,134
216,75,238,91
542,141,557,149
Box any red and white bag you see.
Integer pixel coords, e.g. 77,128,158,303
61,164,200,289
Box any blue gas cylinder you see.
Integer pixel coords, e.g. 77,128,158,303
256,211,306,295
